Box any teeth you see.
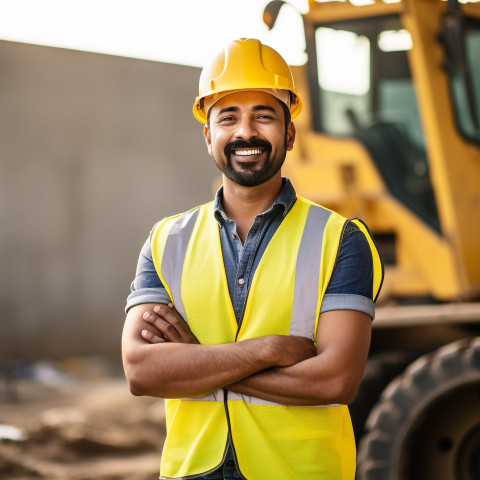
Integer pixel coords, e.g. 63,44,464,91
234,149,263,156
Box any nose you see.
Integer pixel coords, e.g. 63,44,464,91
234,115,258,141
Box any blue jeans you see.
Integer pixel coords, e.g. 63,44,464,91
195,446,243,480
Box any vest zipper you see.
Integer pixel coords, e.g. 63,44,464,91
223,388,247,479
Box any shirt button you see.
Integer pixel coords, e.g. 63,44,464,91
238,278,245,285
231,234,236,239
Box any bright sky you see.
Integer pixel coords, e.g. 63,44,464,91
0,0,308,67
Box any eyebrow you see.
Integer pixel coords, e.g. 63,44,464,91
217,106,239,116
253,105,276,113
216,104,277,116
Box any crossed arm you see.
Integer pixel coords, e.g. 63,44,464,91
121,303,372,406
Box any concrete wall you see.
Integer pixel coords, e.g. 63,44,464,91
0,41,218,360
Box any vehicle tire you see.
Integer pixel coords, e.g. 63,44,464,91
356,337,480,480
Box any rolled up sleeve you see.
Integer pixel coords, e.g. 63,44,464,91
320,227,375,319
125,237,171,313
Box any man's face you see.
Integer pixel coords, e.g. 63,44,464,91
204,91,295,187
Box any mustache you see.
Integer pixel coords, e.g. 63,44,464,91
224,138,272,157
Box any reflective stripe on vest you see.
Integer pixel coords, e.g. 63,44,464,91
150,196,382,480
161,206,200,323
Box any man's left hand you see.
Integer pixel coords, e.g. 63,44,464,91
141,304,199,344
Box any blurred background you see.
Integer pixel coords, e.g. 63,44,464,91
0,0,307,361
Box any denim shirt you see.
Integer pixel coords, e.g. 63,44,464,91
126,178,374,320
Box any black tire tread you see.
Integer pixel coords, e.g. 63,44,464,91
356,337,480,480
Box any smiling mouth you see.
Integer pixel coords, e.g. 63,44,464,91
233,148,264,157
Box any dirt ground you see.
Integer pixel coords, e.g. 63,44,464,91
0,358,166,480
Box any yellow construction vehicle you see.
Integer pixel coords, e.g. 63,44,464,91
264,0,480,478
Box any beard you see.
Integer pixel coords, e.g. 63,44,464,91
216,137,286,187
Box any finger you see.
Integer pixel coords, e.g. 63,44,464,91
141,329,166,344
153,304,191,334
152,305,199,344
142,311,166,337
144,309,183,342
161,306,200,343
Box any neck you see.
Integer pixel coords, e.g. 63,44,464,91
221,175,283,243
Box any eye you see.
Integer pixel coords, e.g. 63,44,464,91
257,114,274,122
217,115,236,124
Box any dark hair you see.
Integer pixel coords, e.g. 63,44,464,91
277,97,292,130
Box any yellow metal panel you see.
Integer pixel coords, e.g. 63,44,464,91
307,1,402,23
403,0,480,296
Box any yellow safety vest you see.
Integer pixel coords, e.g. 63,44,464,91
151,196,383,480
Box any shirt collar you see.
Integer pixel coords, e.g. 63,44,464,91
213,177,297,225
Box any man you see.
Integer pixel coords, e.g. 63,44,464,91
122,38,383,480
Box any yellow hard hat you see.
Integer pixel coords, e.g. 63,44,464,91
193,38,302,124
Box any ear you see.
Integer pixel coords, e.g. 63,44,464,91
286,122,296,151
204,125,213,156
